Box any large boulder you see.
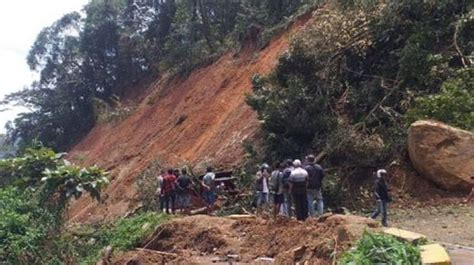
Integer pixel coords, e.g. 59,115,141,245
408,120,474,191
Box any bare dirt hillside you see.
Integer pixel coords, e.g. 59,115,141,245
68,13,312,223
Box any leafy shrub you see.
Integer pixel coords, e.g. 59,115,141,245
322,172,348,210
0,146,61,187
40,163,109,218
0,147,109,264
135,160,162,211
407,68,474,130
325,126,388,169
101,212,170,251
339,232,421,265
0,188,54,264
54,212,171,265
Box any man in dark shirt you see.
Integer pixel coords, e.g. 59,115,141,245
370,169,391,227
304,155,324,217
176,168,193,214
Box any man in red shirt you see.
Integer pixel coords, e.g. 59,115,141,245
162,169,177,214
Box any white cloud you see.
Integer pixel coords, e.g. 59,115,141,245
0,0,90,134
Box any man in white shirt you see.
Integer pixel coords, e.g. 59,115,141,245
289,159,309,221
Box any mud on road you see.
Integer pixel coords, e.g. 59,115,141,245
112,214,379,264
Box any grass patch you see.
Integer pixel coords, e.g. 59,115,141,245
56,212,171,265
339,231,421,265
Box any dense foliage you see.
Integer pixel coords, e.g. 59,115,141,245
0,147,108,264
247,0,473,168
56,212,171,264
2,0,317,151
339,232,422,265
407,68,474,130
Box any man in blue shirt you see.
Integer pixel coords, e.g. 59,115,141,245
201,166,216,215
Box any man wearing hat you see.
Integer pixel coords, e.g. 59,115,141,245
370,169,391,227
289,159,309,221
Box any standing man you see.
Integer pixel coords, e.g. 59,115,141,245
157,169,166,212
255,164,270,213
304,155,325,217
289,159,309,221
282,159,294,217
201,166,216,215
162,169,177,214
270,161,284,219
370,169,391,227
176,168,194,214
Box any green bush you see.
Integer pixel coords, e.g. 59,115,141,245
55,212,171,265
339,232,421,265
102,212,170,251
0,146,60,187
0,147,109,264
135,160,162,212
0,188,55,264
407,68,474,130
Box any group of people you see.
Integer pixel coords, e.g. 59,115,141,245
254,155,325,221
156,167,217,215
152,155,392,227
156,159,474,227
254,155,393,226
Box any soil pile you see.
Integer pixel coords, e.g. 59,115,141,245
112,214,379,264
67,13,312,223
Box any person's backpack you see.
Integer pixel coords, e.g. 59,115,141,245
282,168,292,189
269,170,282,193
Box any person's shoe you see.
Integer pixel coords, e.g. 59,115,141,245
382,222,388,227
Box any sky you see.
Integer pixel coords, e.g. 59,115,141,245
0,0,90,134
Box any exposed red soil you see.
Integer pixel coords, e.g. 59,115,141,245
68,13,313,223
111,214,379,265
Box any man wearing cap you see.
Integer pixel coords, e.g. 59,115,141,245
370,169,391,227
289,159,309,221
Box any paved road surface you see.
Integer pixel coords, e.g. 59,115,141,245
446,246,474,265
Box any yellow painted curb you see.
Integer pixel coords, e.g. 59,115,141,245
383,227,427,243
420,244,451,265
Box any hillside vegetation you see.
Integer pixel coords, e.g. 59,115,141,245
0,0,473,264
1,0,315,151
246,0,473,181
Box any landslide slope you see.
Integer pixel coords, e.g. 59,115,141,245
68,14,311,222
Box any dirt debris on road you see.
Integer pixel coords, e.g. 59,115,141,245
112,214,379,264
391,203,474,248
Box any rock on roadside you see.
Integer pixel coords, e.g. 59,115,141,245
408,120,474,191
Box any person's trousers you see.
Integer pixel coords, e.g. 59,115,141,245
370,200,388,226
159,194,164,211
163,192,176,214
257,192,268,206
292,192,308,221
283,191,293,217
307,189,324,217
